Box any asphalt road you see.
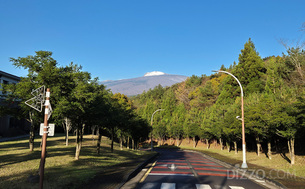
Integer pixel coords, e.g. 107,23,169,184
134,149,267,189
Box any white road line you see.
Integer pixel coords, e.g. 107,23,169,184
141,182,158,189
254,179,265,183
149,173,194,176
140,182,245,189
196,184,212,189
161,183,175,189
229,186,245,189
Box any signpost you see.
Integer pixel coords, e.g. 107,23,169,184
40,123,55,136
39,88,51,189
25,86,45,112
25,86,53,189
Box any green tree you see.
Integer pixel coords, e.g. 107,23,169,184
9,51,60,151
233,38,266,94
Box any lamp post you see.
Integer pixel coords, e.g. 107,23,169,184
151,109,165,151
212,70,248,169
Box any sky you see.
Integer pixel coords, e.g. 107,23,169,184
0,0,304,81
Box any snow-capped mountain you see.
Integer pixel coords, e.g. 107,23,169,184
144,71,165,77
99,72,188,96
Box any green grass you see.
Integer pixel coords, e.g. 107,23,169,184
158,139,305,189
0,134,156,189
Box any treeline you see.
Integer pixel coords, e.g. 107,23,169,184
1,51,150,160
133,38,305,165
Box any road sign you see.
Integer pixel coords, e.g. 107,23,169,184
25,86,45,112
25,96,44,112
39,123,55,136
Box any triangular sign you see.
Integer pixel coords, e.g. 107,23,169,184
25,96,44,112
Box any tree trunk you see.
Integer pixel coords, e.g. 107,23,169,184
206,139,209,149
268,141,272,160
127,136,130,149
65,127,69,146
63,117,71,146
234,141,238,154
289,138,295,165
75,127,82,160
193,137,196,148
132,139,135,150
176,137,179,146
28,112,35,151
219,138,223,150
226,141,231,152
188,137,190,144
111,128,114,153
120,137,123,150
256,137,261,156
96,128,102,154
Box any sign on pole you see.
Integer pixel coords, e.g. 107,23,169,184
40,123,55,136
25,86,45,112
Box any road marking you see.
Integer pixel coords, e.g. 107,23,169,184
154,166,190,169
139,183,244,189
229,186,245,189
190,160,215,163
197,172,241,178
161,183,175,189
149,172,194,176
191,163,223,167
196,184,212,189
254,179,265,183
140,160,157,183
194,167,230,172
141,182,158,189
157,162,188,165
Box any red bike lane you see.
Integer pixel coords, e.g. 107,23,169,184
135,149,267,189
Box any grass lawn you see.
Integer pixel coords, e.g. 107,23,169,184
0,134,156,189
159,139,305,189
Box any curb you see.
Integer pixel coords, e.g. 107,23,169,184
184,149,287,189
116,151,159,189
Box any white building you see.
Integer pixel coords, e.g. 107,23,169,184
0,70,29,137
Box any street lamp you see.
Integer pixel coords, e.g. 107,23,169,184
212,70,248,169
151,109,165,151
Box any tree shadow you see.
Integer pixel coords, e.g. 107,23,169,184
280,152,291,164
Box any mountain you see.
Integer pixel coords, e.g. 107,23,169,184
99,71,188,96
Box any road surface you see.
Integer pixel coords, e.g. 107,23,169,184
135,149,267,189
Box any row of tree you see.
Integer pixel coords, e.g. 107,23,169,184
133,38,305,165
1,51,151,160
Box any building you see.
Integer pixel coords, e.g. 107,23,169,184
0,70,29,137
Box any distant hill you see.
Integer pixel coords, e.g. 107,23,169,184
99,71,188,96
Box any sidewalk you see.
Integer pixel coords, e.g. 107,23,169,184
0,134,29,142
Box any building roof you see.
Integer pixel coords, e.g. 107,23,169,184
0,70,21,81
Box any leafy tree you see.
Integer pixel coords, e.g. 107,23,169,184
233,38,266,94
183,108,200,147
222,100,242,154
9,51,60,151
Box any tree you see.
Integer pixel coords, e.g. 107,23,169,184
233,38,266,94
9,51,60,151
275,88,305,165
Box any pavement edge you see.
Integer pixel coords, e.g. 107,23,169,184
117,151,159,189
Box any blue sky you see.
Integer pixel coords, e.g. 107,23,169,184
0,0,304,81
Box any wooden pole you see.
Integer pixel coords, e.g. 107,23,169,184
39,88,50,189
